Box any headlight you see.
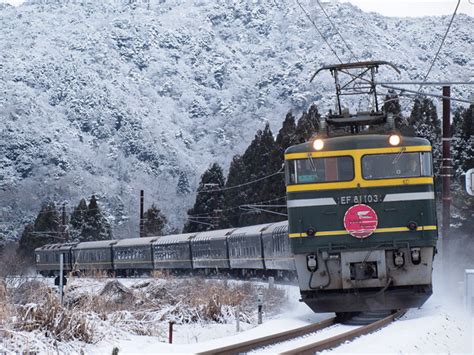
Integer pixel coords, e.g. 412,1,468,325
306,254,318,272
389,134,401,146
393,251,405,267
313,139,324,151
411,248,421,265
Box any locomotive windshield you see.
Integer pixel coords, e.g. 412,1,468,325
362,151,433,179
287,156,354,184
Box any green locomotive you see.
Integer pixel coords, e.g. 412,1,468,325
285,61,438,312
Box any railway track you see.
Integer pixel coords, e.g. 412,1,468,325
197,309,406,355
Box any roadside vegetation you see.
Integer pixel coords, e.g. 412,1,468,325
0,275,287,353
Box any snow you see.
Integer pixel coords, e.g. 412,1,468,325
0,0,472,241
88,286,472,354
0,0,472,351
3,259,471,354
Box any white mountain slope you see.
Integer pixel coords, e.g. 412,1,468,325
0,0,472,240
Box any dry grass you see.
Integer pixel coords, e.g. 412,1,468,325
151,269,171,279
16,297,95,343
136,277,286,324
0,279,9,326
64,276,286,326
3,275,288,346
75,269,111,279
0,279,95,344
11,280,53,305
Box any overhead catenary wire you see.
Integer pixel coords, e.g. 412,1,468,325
187,195,287,218
295,0,344,64
23,171,287,222
382,84,474,104
186,219,215,227
240,206,288,217
315,0,357,62
417,0,461,93
16,206,116,218
197,167,284,194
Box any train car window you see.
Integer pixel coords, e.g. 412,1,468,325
287,156,354,184
362,152,432,179
421,152,433,176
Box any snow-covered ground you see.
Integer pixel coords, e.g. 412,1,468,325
97,282,473,354
1,261,473,354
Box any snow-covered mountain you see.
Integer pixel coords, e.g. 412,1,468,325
0,0,472,240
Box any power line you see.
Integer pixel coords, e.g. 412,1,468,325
378,81,474,86
240,204,288,217
187,196,287,218
16,206,113,219
295,0,343,64
381,84,474,104
417,0,461,93
197,167,284,194
186,219,215,227
315,0,357,62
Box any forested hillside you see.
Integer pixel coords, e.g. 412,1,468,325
0,0,472,242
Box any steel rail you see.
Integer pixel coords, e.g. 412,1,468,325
196,317,336,355
279,309,406,355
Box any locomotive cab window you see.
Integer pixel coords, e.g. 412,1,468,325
286,156,354,184
362,151,433,179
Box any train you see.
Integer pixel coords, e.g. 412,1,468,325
35,221,295,277
285,61,438,314
36,61,438,316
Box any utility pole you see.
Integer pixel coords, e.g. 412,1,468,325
62,203,68,242
140,190,145,238
59,253,64,305
441,86,452,269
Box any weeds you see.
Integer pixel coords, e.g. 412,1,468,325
2,275,287,349
15,292,95,343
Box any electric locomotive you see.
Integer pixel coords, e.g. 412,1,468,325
285,61,438,313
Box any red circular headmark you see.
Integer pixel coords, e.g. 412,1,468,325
343,204,378,239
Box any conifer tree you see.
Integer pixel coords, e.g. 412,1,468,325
450,104,473,233
17,223,36,260
80,195,112,241
275,112,297,154
221,115,300,227
227,123,282,226
409,98,422,125
383,90,408,131
143,204,168,236
458,104,473,173
219,155,247,228
183,163,225,232
295,104,320,143
69,198,88,241
452,107,466,177
410,98,442,175
176,171,191,195
270,112,298,219
18,201,61,258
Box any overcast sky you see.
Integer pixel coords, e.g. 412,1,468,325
340,0,472,17
1,0,473,17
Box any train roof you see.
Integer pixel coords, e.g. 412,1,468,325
154,233,196,245
285,134,431,155
228,223,274,237
114,236,158,247
193,228,236,242
73,240,117,250
35,242,78,252
261,220,288,234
